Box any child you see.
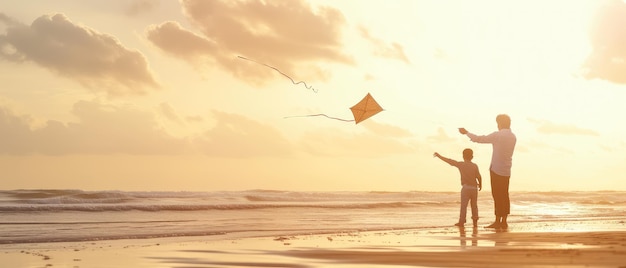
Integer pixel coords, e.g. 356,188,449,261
434,149,482,227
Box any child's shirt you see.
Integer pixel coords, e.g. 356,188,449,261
446,160,481,187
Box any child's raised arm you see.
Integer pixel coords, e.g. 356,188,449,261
433,152,457,166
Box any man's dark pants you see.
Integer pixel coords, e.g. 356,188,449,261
490,170,510,217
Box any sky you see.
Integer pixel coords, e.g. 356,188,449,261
1,0,625,192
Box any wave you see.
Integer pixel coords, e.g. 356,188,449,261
1,190,624,212
3,189,85,199
510,191,626,205
1,189,135,204
0,230,229,244
0,201,451,212
0,219,196,225
1,189,457,204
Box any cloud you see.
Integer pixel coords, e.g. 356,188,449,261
523,139,573,154
528,118,599,136
126,0,160,16
146,21,217,65
0,108,37,154
0,12,18,26
358,26,410,63
0,13,159,96
299,127,415,158
0,101,187,155
146,0,353,84
158,102,182,124
194,111,294,158
0,102,301,157
581,1,626,84
185,115,204,123
434,48,448,60
597,140,626,153
427,127,457,143
361,120,413,138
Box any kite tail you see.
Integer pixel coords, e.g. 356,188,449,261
283,114,354,122
237,56,318,93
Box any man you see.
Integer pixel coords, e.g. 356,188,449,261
459,114,516,228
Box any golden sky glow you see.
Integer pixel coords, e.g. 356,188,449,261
1,0,625,191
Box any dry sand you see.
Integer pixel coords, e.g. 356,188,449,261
3,224,626,267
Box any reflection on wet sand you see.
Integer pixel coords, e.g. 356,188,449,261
458,226,478,247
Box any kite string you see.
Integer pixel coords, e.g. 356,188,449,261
283,114,354,122
237,56,318,93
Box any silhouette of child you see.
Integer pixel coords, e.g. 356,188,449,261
434,149,482,227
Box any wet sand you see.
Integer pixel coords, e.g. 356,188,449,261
3,221,626,267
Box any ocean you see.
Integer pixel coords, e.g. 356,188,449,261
1,190,625,244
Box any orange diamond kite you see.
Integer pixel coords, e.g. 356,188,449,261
350,93,383,124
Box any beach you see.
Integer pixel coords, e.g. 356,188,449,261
1,190,625,267
3,222,626,267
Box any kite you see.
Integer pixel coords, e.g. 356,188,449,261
237,56,317,93
284,93,383,124
350,93,384,124
236,56,382,124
